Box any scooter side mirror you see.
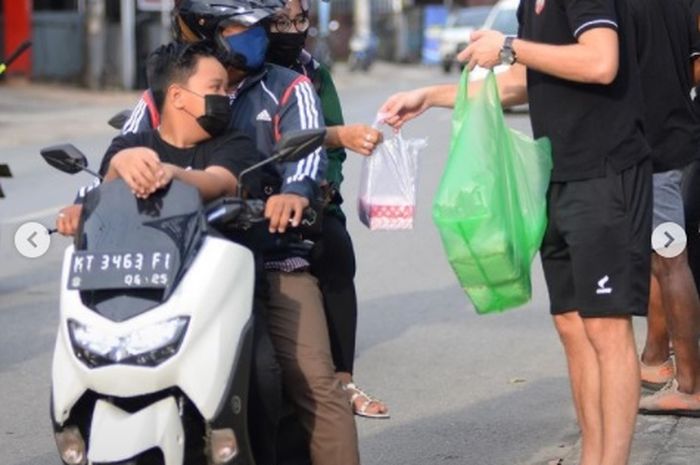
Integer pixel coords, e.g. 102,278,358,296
40,144,89,175
0,163,11,198
272,129,326,163
0,163,11,178
108,110,133,130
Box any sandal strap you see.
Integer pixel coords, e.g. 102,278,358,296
343,382,384,405
356,397,375,415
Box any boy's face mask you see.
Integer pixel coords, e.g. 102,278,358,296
179,87,232,137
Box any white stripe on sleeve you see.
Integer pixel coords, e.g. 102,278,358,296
573,19,618,38
294,85,308,130
123,99,147,134
301,82,320,129
297,83,320,178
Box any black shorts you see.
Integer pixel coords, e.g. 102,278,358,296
541,158,652,318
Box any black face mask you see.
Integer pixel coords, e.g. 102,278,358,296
266,32,307,68
196,94,232,137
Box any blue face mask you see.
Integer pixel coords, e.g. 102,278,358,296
221,25,269,71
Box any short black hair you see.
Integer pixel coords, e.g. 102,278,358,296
147,41,219,111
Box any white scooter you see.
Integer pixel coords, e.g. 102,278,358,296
44,129,325,465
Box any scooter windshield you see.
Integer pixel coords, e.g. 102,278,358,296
71,179,206,322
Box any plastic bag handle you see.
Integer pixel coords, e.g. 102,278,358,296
455,67,471,116
372,112,391,130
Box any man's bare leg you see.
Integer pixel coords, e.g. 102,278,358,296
553,312,603,465
641,275,670,366
583,316,640,465
653,251,700,394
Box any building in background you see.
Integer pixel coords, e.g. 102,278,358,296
1,0,34,78
0,0,497,89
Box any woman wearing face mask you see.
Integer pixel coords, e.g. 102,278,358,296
266,0,390,420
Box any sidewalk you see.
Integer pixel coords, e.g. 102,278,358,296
559,414,700,464
0,79,139,149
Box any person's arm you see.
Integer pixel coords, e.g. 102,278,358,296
461,28,618,85
325,125,381,156
57,132,145,236
56,204,83,236
185,130,262,201
274,76,327,199
160,164,237,201
379,64,527,130
71,95,156,206
512,29,619,84
267,75,325,233
105,146,164,198
316,65,383,157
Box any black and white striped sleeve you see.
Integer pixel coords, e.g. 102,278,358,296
566,0,618,39
276,76,327,200
121,94,154,135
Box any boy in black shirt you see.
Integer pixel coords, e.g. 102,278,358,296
380,0,651,463
56,42,261,234
631,0,700,416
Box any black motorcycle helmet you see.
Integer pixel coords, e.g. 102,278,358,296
174,0,284,40
173,0,285,69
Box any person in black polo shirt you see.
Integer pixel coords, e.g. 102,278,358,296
379,1,651,463
629,0,700,417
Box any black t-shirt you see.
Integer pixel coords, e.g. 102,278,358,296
517,0,650,182
99,129,264,196
631,0,700,172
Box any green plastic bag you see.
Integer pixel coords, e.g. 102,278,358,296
433,69,552,314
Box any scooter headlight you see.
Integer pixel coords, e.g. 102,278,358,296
67,317,189,368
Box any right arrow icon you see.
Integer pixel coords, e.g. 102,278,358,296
652,222,686,258
664,231,675,249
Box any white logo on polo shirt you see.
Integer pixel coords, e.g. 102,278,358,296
596,275,613,295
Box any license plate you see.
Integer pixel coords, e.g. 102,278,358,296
67,250,176,291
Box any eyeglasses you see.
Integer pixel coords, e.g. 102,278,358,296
269,14,310,33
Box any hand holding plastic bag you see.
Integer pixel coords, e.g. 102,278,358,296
358,118,427,230
433,69,552,314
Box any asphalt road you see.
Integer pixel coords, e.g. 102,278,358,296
0,64,647,465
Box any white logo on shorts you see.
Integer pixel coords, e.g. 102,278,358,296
596,275,613,295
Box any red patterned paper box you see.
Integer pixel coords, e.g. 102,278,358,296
359,198,415,230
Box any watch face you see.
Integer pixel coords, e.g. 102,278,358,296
500,49,514,65
500,37,516,65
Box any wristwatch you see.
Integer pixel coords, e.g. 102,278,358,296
500,36,517,65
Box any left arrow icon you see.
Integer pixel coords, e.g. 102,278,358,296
14,222,51,258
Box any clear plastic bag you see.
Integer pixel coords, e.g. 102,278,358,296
358,126,427,230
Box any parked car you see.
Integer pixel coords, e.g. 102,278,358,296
439,6,491,74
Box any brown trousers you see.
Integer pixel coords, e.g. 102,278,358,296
265,271,360,465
